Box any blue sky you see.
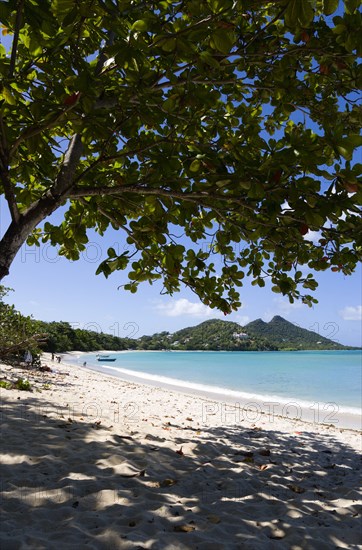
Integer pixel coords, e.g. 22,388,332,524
1,199,361,346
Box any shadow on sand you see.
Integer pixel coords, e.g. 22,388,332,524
1,394,361,549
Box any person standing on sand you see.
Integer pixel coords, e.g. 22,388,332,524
24,350,32,367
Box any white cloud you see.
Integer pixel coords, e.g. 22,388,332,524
155,298,222,318
339,306,362,321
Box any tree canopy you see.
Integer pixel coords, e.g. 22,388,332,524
0,0,361,313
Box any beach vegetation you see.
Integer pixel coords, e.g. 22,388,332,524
14,377,32,391
0,1,361,313
0,284,45,359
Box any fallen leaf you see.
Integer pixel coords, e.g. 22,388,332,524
159,478,178,487
186,417,193,421
176,447,184,456
259,464,269,471
234,450,253,457
258,449,271,456
173,524,195,532
207,514,220,524
287,484,305,494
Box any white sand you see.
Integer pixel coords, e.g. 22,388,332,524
1,354,361,549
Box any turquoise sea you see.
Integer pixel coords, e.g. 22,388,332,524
69,350,361,417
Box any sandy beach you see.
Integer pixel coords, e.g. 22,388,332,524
1,354,361,549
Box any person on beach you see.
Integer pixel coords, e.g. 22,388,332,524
24,350,32,366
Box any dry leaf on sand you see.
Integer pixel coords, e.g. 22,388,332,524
174,524,195,532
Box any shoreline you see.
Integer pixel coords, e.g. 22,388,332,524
64,351,362,431
1,355,361,548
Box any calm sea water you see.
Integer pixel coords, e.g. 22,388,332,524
70,350,362,415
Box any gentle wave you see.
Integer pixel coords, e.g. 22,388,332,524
96,364,361,417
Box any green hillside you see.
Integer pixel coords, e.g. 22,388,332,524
137,316,349,351
137,319,277,351
244,315,346,350
35,316,352,353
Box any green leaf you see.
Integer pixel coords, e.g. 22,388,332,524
163,97,176,112
211,29,235,54
190,159,201,172
199,51,220,69
285,0,314,28
161,38,177,52
332,24,347,34
2,87,16,105
132,20,148,32
345,0,360,13
323,0,339,15
50,0,75,22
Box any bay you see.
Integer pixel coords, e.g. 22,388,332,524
72,350,361,415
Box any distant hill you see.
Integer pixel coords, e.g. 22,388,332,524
137,319,277,351
136,316,350,351
244,315,347,350
38,316,354,353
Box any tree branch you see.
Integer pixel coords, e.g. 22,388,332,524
0,162,20,223
0,116,20,223
71,134,178,187
0,333,47,357
50,134,84,198
9,107,72,157
68,183,260,214
8,0,24,77
152,11,229,48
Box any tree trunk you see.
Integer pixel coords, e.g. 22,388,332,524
0,220,28,280
0,135,84,281
0,195,60,281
